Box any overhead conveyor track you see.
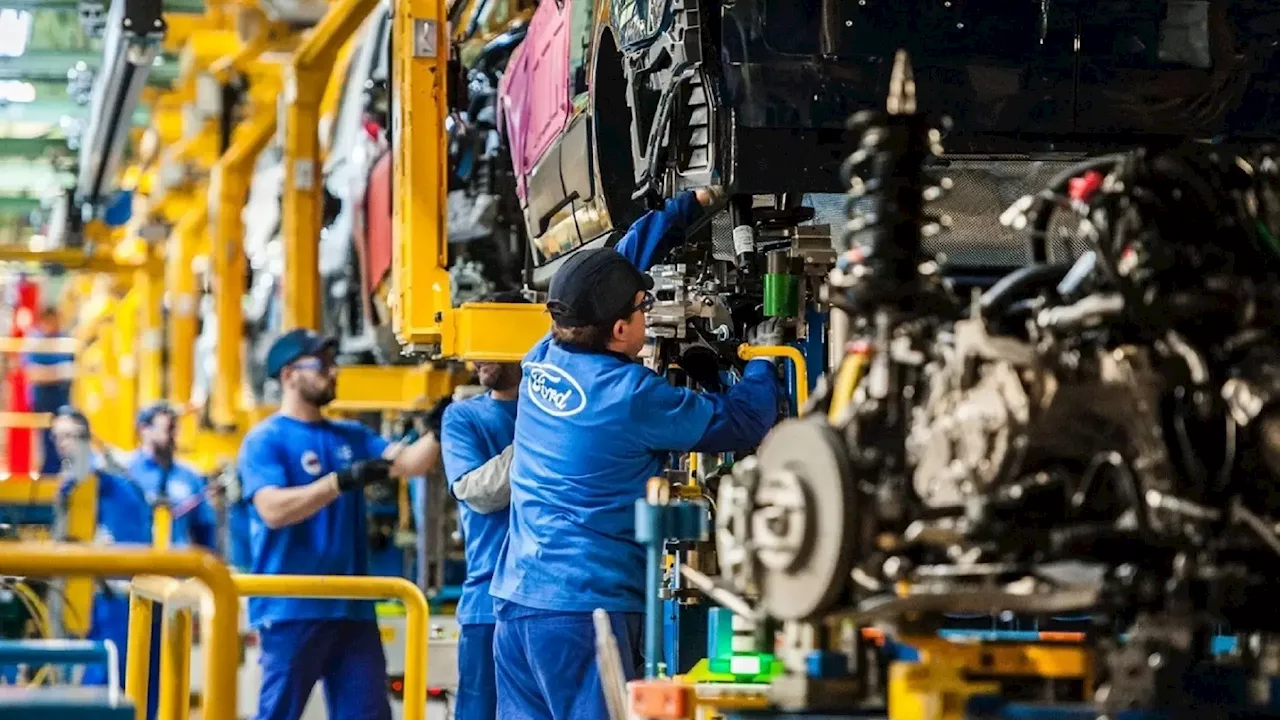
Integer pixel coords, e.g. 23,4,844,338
77,0,167,213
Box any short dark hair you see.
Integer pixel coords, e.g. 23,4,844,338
137,402,177,428
551,321,613,351
53,405,91,437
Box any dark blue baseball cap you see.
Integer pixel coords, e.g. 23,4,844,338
136,402,176,427
265,329,338,380
546,248,653,327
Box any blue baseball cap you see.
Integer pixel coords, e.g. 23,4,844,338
546,248,653,327
265,329,338,380
136,402,176,427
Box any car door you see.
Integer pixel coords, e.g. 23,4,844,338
498,0,576,258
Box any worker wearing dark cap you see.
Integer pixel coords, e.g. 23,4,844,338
490,189,784,718
236,329,442,720
128,403,218,550
439,289,528,720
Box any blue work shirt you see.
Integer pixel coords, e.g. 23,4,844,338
126,453,217,550
490,192,783,615
22,330,74,411
236,414,389,629
440,393,518,625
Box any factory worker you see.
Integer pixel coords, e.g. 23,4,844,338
236,329,442,720
490,189,785,719
51,406,161,720
439,289,529,720
25,306,76,474
128,402,218,550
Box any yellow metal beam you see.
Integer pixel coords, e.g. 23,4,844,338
393,0,451,345
136,267,165,406
282,0,381,331
0,247,160,274
445,303,549,362
0,412,52,429
331,364,465,412
167,202,207,409
0,337,80,354
393,0,548,362
210,111,277,428
0,477,98,635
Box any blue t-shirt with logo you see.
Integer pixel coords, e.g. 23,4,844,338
127,453,216,550
236,414,389,628
440,393,518,625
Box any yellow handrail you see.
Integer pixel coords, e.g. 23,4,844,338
234,574,429,720
0,544,238,720
129,574,206,720
737,344,809,414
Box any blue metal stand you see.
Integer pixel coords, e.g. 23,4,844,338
635,497,709,678
0,640,133,719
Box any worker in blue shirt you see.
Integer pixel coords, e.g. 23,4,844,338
490,188,785,719
237,329,442,720
128,403,218,549
51,406,161,720
25,307,76,474
439,290,527,720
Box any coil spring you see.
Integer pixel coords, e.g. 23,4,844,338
837,51,951,312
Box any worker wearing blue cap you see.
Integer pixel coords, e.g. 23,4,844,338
50,407,161,720
128,403,218,550
491,189,785,719
439,289,528,720
237,329,443,720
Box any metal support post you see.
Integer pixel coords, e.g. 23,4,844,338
136,266,164,405
166,203,206,409
211,113,276,427
635,479,710,679
125,592,154,715
282,0,380,331
157,608,193,720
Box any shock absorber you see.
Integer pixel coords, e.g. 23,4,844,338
730,194,756,277
838,50,951,316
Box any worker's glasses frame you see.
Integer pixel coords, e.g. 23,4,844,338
291,356,338,374
629,291,656,316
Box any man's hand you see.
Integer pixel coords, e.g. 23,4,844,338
747,318,784,347
694,186,725,208
334,459,393,492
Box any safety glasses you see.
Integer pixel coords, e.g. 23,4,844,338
629,291,656,316
291,356,337,373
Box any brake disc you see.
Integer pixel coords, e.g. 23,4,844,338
752,418,858,621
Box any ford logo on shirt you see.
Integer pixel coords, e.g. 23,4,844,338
525,362,587,417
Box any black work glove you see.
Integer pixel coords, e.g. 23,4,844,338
335,459,393,492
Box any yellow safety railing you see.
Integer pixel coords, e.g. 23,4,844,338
738,344,810,413
0,544,238,720
234,574,429,720
129,575,204,720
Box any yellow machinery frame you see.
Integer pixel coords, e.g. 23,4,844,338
0,544,239,720
393,0,550,362
0,479,98,635
281,0,382,331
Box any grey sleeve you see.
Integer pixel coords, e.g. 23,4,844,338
451,444,514,514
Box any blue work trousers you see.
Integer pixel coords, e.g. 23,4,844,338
255,618,391,720
494,611,643,720
456,623,497,720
